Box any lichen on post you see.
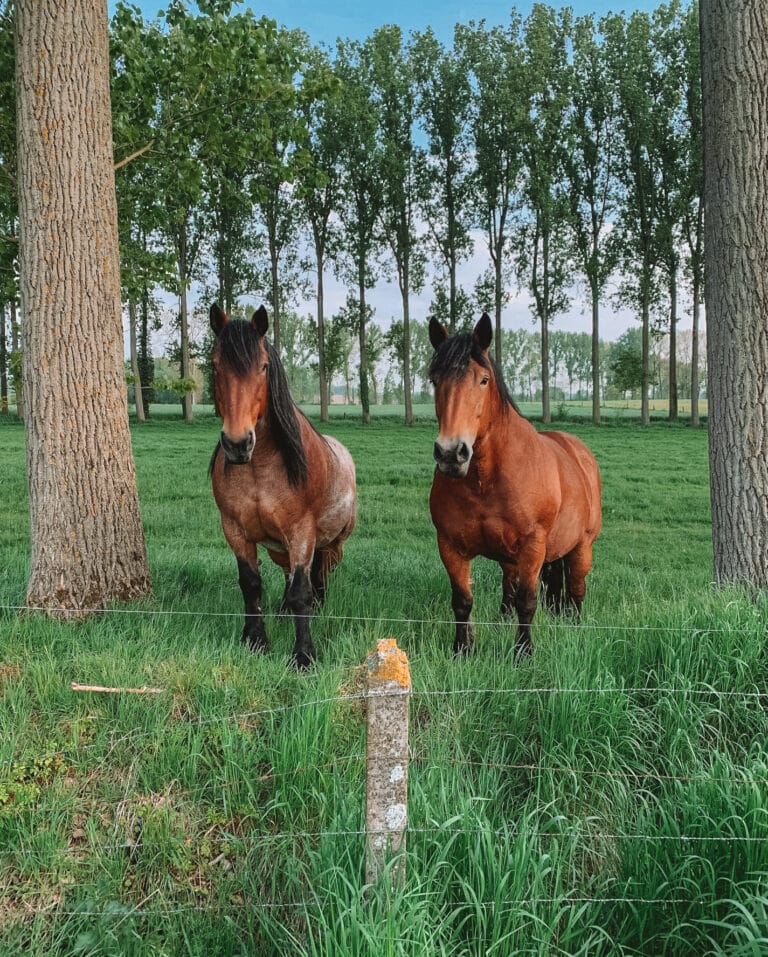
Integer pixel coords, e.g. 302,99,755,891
365,638,411,889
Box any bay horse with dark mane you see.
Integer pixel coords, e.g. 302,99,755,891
428,313,602,659
209,303,356,668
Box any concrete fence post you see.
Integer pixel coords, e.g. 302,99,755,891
365,638,411,889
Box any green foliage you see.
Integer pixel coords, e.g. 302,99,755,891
609,327,647,395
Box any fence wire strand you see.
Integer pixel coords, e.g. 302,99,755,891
0,601,760,635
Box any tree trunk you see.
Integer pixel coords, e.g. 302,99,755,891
10,300,22,419
690,275,700,428
494,249,503,370
138,286,153,418
15,0,151,613
358,262,370,425
540,311,550,424
700,0,768,588
448,244,458,334
129,300,145,422
668,262,678,421
0,302,7,414
402,258,413,427
641,271,650,427
591,281,601,426
177,226,193,423
316,248,329,423
270,237,281,357
541,230,551,424
701,0,768,587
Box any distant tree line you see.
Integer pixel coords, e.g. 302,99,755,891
0,0,703,426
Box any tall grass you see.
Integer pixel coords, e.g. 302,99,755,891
1,410,767,955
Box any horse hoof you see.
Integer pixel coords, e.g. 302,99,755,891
242,631,268,654
292,649,316,671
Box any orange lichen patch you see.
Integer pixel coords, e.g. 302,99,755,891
366,638,411,690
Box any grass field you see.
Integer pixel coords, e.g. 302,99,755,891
1,407,768,956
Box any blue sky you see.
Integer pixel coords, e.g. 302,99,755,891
130,1,663,47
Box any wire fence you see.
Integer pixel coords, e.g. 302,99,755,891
1,609,767,930
0,600,762,634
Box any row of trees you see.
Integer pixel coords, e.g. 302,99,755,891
166,304,705,410
0,0,703,427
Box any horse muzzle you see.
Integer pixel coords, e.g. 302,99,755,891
220,428,255,464
433,438,472,477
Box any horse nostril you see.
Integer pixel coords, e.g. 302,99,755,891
433,442,444,463
457,441,470,463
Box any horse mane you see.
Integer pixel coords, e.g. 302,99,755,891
429,332,519,413
263,339,308,486
213,320,308,487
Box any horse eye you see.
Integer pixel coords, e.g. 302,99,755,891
480,376,489,386
262,362,268,372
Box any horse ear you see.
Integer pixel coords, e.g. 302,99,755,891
210,303,228,337
473,313,493,352
429,317,449,350
252,305,269,337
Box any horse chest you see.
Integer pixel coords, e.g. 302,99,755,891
433,480,522,561
215,475,291,549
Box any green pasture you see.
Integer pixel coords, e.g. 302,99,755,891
1,409,768,956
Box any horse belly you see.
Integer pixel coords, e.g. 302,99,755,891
316,484,356,547
315,438,357,547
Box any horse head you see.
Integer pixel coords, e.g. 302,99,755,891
428,313,496,478
210,303,270,464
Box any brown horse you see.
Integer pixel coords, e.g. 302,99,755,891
209,303,356,668
428,313,602,658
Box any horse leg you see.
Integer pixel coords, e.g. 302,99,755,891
540,558,565,614
310,539,344,608
282,566,315,669
513,538,546,659
564,540,594,620
236,556,268,653
275,532,318,670
438,538,474,656
500,561,518,618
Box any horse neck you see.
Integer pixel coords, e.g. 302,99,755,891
475,383,535,460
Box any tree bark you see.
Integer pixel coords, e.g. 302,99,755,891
15,0,151,613
701,0,768,586
129,300,145,422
